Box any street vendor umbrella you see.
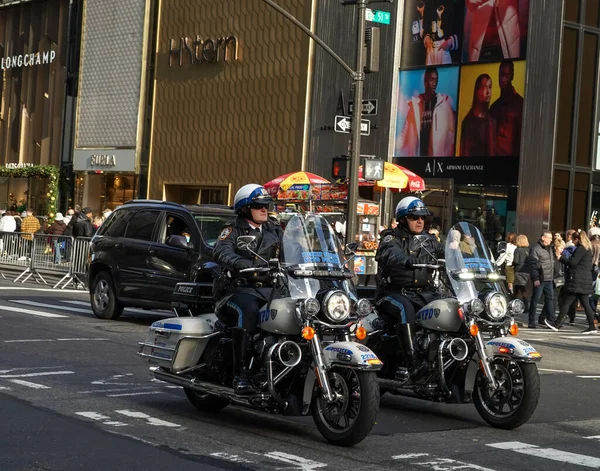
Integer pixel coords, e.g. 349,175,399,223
358,162,409,190
393,164,426,192
264,171,330,198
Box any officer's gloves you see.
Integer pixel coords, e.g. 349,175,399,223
234,259,254,270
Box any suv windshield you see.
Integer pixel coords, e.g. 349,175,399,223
194,214,236,248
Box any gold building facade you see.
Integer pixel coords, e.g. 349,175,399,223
147,0,314,203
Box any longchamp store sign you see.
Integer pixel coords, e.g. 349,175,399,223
0,50,56,70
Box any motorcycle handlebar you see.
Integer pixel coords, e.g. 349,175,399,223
239,267,271,274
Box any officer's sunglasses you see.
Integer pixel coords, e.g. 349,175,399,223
407,215,425,221
250,202,270,210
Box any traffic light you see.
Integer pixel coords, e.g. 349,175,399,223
332,156,349,179
364,27,380,74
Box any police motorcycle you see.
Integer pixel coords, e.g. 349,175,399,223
364,222,541,429
139,212,382,446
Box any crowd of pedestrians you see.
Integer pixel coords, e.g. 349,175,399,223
505,228,600,334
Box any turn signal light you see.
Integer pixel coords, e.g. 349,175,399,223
499,346,513,354
356,325,367,340
302,326,315,340
509,323,519,336
469,324,479,336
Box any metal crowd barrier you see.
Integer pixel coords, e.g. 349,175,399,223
0,231,92,289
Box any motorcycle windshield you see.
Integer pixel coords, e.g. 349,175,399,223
445,222,504,304
281,213,354,299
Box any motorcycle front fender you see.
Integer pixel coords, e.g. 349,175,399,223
322,341,383,371
464,336,542,402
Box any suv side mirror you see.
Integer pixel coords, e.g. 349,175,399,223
166,235,192,250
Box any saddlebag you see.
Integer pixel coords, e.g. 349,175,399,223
138,317,217,372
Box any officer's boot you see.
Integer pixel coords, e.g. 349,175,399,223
232,328,257,395
394,323,424,381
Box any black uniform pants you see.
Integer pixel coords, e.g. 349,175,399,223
219,291,264,333
376,292,421,326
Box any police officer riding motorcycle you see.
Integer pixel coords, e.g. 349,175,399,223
213,184,283,395
375,196,445,376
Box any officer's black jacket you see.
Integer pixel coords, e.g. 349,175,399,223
375,225,445,290
213,216,283,279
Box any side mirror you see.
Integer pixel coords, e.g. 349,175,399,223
345,242,359,255
166,235,192,250
237,235,257,251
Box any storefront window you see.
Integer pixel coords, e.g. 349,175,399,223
551,170,570,230
556,28,579,165
572,172,590,229
576,33,598,167
585,0,600,27
565,0,582,23
74,172,137,214
0,176,49,215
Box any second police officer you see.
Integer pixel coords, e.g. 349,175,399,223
375,196,445,376
213,184,284,395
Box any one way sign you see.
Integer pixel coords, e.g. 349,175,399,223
334,115,371,136
348,99,378,116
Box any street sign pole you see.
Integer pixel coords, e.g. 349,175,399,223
345,0,367,252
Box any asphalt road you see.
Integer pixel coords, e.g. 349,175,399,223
1,280,599,470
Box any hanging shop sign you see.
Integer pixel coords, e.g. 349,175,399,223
73,149,136,172
0,50,56,70
168,36,239,67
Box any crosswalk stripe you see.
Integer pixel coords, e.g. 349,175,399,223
8,379,50,389
0,304,67,318
487,441,600,468
10,299,90,314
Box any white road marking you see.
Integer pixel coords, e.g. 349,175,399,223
585,436,600,440
91,373,134,385
577,376,600,379
0,371,74,379
114,409,180,428
562,336,600,340
79,387,155,394
107,391,164,397
4,338,108,343
392,453,431,459
10,299,91,314
0,366,66,374
57,338,109,341
210,453,254,464
4,339,56,343
414,458,495,470
63,300,172,316
8,379,50,389
0,304,67,318
539,368,574,373
487,441,600,468
75,411,128,427
0,386,10,390
0,287,85,294
260,452,327,470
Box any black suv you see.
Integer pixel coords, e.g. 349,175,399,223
88,200,235,319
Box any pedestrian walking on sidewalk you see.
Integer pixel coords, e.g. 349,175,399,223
554,231,599,334
527,231,556,329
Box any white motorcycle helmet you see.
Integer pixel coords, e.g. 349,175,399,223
395,196,431,221
233,184,273,214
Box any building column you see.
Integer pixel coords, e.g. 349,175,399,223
517,0,564,240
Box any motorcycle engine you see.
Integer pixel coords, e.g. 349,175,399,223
416,332,440,364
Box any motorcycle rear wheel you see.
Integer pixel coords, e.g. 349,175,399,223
473,359,540,429
311,367,380,447
184,388,229,413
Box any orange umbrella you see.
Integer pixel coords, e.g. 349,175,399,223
358,162,409,190
394,165,426,192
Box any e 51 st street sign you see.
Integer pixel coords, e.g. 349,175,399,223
335,115,371,136
348,99,378,116
366,9,391,25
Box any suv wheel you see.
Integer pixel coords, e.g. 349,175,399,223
91,271,124,320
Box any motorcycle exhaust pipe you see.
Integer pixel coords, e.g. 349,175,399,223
446,338,469,362
276,340,302,367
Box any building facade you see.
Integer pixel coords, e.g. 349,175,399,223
0,0,72,217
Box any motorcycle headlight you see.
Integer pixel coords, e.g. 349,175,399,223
469,298,485,315
485,292,508,320
355,298,372,317
301,297,320,318
323,290,350,322
508,298,525,315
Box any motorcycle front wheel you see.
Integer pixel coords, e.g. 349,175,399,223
473,359,540,429
311,367,380,447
